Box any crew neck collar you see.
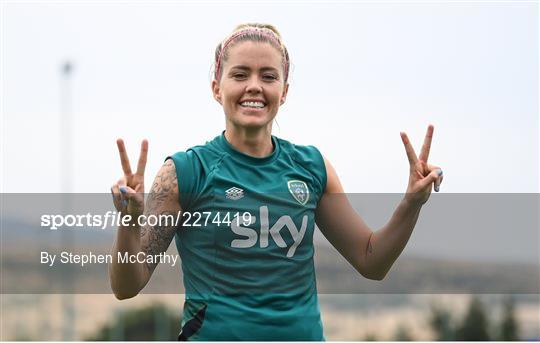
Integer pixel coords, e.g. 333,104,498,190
217,131,280,165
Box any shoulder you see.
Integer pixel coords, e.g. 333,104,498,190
276,136,323,164
168,136,225,170
321,156,344,193
165,135,225,209
277,137,344,194
150,159,180,201
276,136,328,195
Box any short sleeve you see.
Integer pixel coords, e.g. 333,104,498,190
291,145,328,197
165,150,200,211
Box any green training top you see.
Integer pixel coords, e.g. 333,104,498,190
167,132,327,341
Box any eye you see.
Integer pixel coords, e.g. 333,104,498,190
262,74,278,81
232,73,247,80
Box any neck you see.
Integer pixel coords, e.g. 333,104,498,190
224,124,274,158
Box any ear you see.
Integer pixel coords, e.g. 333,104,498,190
211,79,222,105
280,83,289,106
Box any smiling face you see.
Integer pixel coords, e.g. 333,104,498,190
212,41,289,130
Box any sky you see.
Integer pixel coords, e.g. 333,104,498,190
2,0,538,194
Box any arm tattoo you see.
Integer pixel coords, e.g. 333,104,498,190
366,232,374,254
140,159,179,273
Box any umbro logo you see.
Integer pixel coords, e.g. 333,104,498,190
225,187,244,200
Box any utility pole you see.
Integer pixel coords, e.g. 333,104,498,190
60,60,75,341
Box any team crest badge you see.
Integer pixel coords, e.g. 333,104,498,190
287,180,309,205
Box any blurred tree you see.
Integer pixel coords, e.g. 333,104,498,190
429,304,455,341
498,295,519,341
362,332,378,341
393,324,414,341
85,303,180,341
456,296,490,341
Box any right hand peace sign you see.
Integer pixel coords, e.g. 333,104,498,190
111,139,148,217
400,125,443,206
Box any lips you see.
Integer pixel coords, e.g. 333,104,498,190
239,100,266,109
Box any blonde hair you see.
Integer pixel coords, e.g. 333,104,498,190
214,23,290,82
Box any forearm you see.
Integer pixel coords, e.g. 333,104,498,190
109,221,150,299
364,197,423,280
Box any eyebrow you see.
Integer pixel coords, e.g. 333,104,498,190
229,65,279,73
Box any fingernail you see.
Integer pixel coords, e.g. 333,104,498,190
119,187,127,194
437,169,443,176
434,185,440,192
122,199,129,207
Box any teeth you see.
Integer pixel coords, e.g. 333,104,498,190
240,101,265,108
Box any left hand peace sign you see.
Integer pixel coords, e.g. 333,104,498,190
400,125,443,206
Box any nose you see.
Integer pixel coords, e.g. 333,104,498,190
245,75,263,94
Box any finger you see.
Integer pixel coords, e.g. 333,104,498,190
116,177,128,205
119,185,136,198
117,176,127,188
130,186,145,209
116,139,133,176
427,164,443,191
111,184,119,200
419,125,434,162
434,174,444,192
426,164,442,174
400,132,418,166
120,185,144,212
119,185,136,207
111,184,124,209
417,168,440,191
134,183,144,193
433,167,443,192
136,139,148,176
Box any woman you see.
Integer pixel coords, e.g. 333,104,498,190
109,23,443,341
